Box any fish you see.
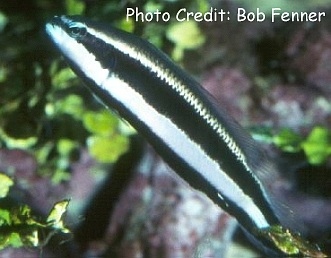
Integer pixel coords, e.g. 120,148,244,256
45,15,326,256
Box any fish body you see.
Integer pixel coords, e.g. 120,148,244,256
45,16,325,256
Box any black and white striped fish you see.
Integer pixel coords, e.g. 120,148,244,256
45,15,325,257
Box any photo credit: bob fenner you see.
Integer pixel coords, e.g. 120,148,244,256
126,7,326,23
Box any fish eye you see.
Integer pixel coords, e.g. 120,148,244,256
68,23,87,38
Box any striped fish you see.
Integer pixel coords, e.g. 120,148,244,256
45,15,326,256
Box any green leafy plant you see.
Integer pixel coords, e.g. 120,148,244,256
0,173,13,198
166,20,206,61
83,110,131,163
252,126,331,165
301,127,331,165
0,173,70,250
65,0,85,15
258,225,326,257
